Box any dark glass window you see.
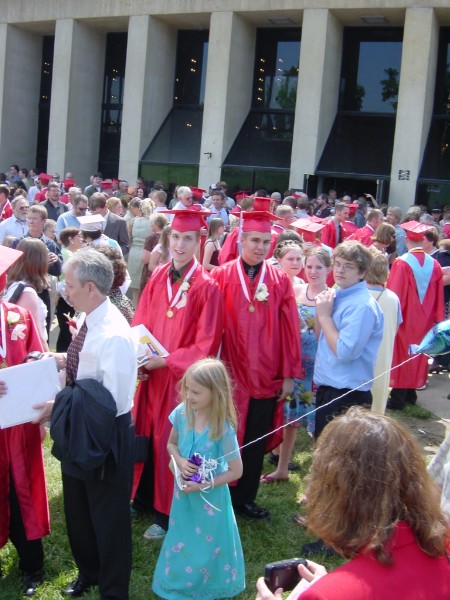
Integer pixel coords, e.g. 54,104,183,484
224,28,300,174
434,27,450,115
140,107,203,165
98,32,127,177
141,31,209,173
36,36,54,171
419,28,450,199
253,29,300,110
340,28,403,113
174,31,209,106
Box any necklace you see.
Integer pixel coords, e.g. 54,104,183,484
305,283,327,302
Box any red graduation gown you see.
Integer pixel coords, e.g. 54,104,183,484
0,301,48,548
347,224,375,247
320,219,346,249
211,259,302,447
131,261,223,515
342,220,358,238
387,251,444,388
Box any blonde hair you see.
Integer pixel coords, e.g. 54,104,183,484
180,358,238,441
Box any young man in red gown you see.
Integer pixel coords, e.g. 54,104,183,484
387,221,444,409
131,210,223,538
211,211,301,520
0,246,49,596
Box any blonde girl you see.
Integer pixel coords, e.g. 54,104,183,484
152,358,245,600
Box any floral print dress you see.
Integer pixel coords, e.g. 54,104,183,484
285,303,318,434
152,404,245,600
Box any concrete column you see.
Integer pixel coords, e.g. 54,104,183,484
47,19,105,186
0,24,42,169
389,8,439,212
199,12,256,188
290,9,342,190
119,16,177,183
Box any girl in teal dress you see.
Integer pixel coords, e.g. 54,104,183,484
152,358,245,600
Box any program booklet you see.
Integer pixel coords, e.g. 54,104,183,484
132,324,169,366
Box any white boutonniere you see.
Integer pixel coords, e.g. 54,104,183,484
255,283,269,303
11,323,27,340
180,281,190,293
7,311,20,325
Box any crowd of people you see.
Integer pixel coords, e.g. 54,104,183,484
0,164,449,599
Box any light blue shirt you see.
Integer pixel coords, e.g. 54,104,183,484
314,281,384,391
56,211,81,237
207,206,229,226
394,224,407,256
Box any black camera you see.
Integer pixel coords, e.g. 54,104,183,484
264,557,307,592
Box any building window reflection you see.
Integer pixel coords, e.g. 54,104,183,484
99,32,127,177
340,28,403,113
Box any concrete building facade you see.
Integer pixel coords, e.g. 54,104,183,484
1,1,450,212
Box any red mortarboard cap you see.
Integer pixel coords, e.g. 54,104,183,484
347,203,359,216
166,210,208,231
101,181,114,190
191,186,206,199
38,173,51,184
400,220,432,241
253,197,271,212
291,218,326,242
61,179,77,190
112,179,119,185
242,211,282,233
310,215,325,224
1,246,24,290
230,206,242,216
235,191,250,201
189,204,211,213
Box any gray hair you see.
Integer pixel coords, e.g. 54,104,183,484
177,186,192,198
64,248,113,295
74,193,88,206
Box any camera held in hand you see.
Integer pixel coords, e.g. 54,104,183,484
264,558,307,592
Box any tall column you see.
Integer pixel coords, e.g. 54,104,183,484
199,12,256,188
47,19,105,186
290,9,342,190
0,25,42,169
389,8,439,212
119,16,177,183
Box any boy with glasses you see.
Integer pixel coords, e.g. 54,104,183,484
313,241,384,438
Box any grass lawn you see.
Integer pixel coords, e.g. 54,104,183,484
2,403,439,599
0,426,345,599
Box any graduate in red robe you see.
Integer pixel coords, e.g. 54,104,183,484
347,209,384,247
387,221,444,409
0,246,48,596
211,211,301,520
131,210,223,537
320,202,349,249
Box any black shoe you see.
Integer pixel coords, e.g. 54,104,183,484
64,575,94,597
301,539,337,557
386,400,404,411
268,452,299,472
267,452,279,466
22,570,44,597
234,501,270,520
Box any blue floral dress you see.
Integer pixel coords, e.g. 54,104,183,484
285,303,318,434
152,404,245,600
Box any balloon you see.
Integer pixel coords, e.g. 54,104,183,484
408,319,450,357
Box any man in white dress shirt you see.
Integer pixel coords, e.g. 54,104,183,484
34,249,137,599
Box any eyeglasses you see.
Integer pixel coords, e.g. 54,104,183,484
333,261,358,273
27,217,42,223
77,207,87,212
19,206,29,210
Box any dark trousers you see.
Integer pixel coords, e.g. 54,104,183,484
230,396,277,507
37,288,51,339
389,388,417,409
62,418,134,600
315,386,372,438
9,475,44,574
55,297,75,352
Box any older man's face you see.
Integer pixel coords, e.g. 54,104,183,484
179,193,194,208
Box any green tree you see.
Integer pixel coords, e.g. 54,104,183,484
380,67,399,111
